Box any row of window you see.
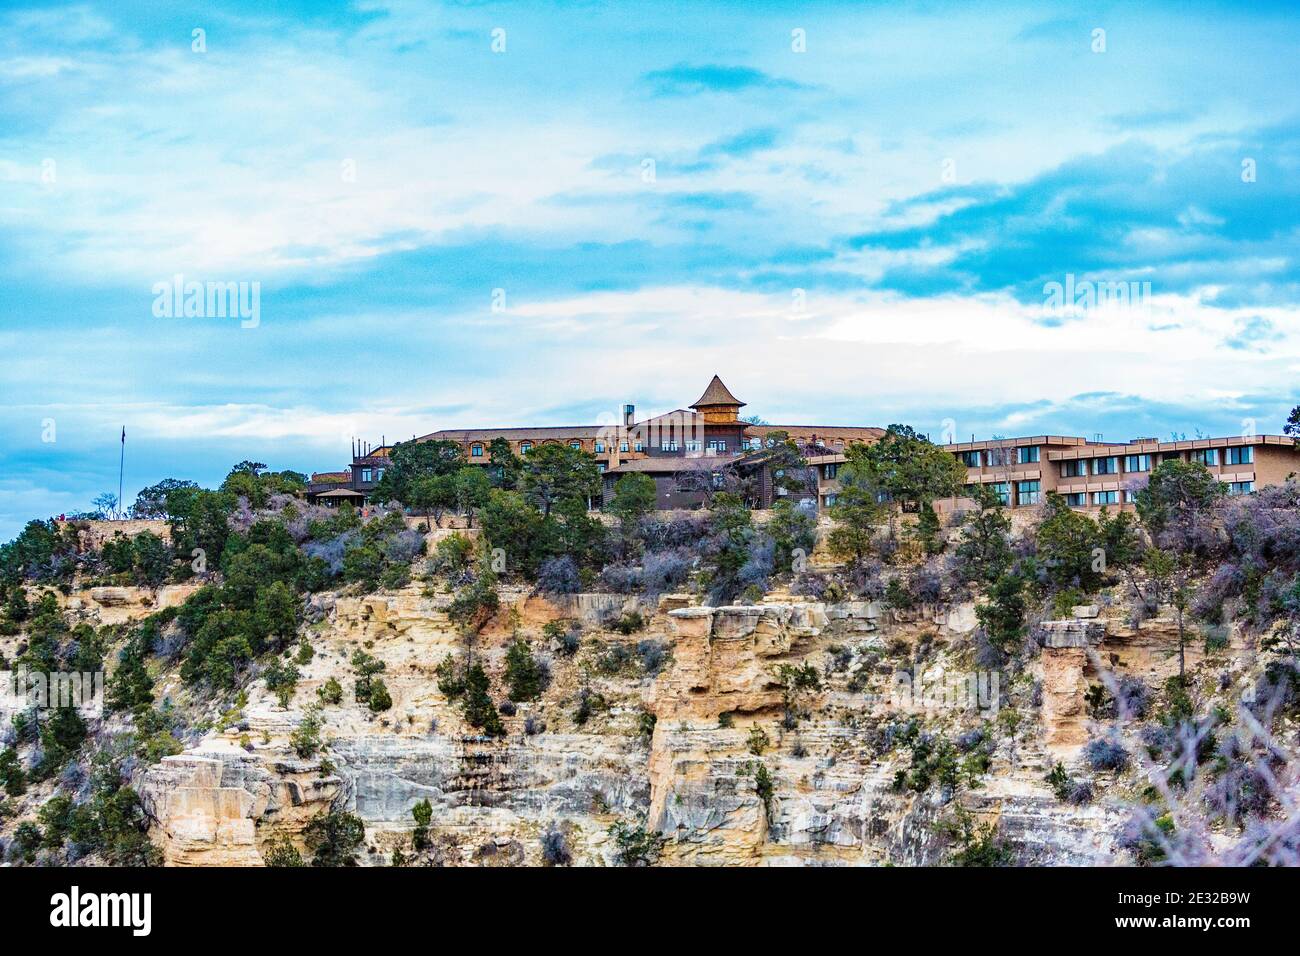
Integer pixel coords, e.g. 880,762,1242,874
466,438,649,458
970,479,1257,510
463,436,752,458
959,446,1042,468
962,480,1041,506
961,445,1256,476
1061,491,1130,507
1059,447,1252,478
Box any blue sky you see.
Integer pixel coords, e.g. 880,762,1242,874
2,0,1299,539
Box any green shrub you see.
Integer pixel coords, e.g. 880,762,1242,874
608,815,664,866
940,808,1012,867
504,639,545,701
351,650,386,704
367,677,393,712
0,748,26,796
263,836,304,867
612,611,645,635
435,655,465,699
752,761,775,825
304,811,365,867
411,798,432,851
291,705,324,758
317,676,344,705
263,658,299,708
461,663,504,736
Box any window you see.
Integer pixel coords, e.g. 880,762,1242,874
986,447,1010,467
376,468,385,479
707,440,727,453
823,464,838,480
361,468,372,482
1228,481,1254,496
520,442,532,455
570,441,582,450
597,463,607,473
990,482,1010,505
1124,490,1139,503
685,440,702,452
1061,460,1088,478
1093,457,1118,475
823,494,838,507
1092,490,1119,506
1190,449,1218,466
960,450,982,467
471,444,483,457
1017,446,1040,464
634,441,644,452
595,440,605,453
1065,492,1087,507
1225,446,1253,465
1124,454,1150,472
662,440,679,452
620,441,629,452
1016,480,1040,505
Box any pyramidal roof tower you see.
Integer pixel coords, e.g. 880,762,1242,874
690,374,746,423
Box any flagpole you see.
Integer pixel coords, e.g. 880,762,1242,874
118,427,125,520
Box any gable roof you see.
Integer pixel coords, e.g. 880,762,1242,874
417,425,601,442
691,375,745,409
746,424,885,443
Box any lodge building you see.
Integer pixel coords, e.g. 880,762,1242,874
305,375,1300,514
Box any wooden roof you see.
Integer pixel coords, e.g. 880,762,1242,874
691,375,745,409
417,425,602,442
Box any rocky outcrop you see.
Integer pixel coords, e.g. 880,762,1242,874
58,583,200,626
1039,619,1106,753
652,604,825,724
139,743,341,866
131,590,1229,867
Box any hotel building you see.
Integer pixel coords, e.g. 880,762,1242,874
307,376,1300,513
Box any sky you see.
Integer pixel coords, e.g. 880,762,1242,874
1,0,1298,539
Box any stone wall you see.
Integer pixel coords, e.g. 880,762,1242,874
57,518,172,551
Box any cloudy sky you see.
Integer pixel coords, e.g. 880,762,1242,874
2,0,1298,539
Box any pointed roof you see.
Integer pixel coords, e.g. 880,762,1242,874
690,375,746,409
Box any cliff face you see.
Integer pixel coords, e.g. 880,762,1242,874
134,583,1209,866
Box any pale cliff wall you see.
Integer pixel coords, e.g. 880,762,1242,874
134,582,1212,866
